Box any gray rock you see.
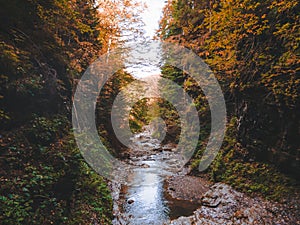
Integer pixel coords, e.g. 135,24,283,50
168,183,298,225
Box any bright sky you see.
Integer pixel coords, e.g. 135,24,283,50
139,0,166,38
124,0,166,78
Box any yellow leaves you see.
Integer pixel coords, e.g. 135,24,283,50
160,0,299,114
269,0,298,13
273,22,292,37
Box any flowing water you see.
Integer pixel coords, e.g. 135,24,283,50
109,1,300,224
112,126,199,225
112,2,200,223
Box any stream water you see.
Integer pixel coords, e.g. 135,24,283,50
113,126,199,225
108,0,300,224
111,126,300,225
111,1,200,223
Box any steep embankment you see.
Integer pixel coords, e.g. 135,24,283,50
0,0,135,224
159,0,299,201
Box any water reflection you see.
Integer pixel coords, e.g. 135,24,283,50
123,165,169,225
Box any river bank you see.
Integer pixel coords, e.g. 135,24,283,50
110,126,300,225
166,178,300,224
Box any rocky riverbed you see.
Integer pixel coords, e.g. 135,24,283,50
166,180,300,225
110,126,300,225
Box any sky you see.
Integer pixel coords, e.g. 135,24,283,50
139,0,166,38
124,0,167,78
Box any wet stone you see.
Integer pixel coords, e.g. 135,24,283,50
127,198,135,204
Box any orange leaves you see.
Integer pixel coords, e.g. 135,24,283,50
96,0,144,52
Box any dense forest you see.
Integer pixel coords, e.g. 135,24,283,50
0,0,139,223
0,0,299,224
159,0,299,196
